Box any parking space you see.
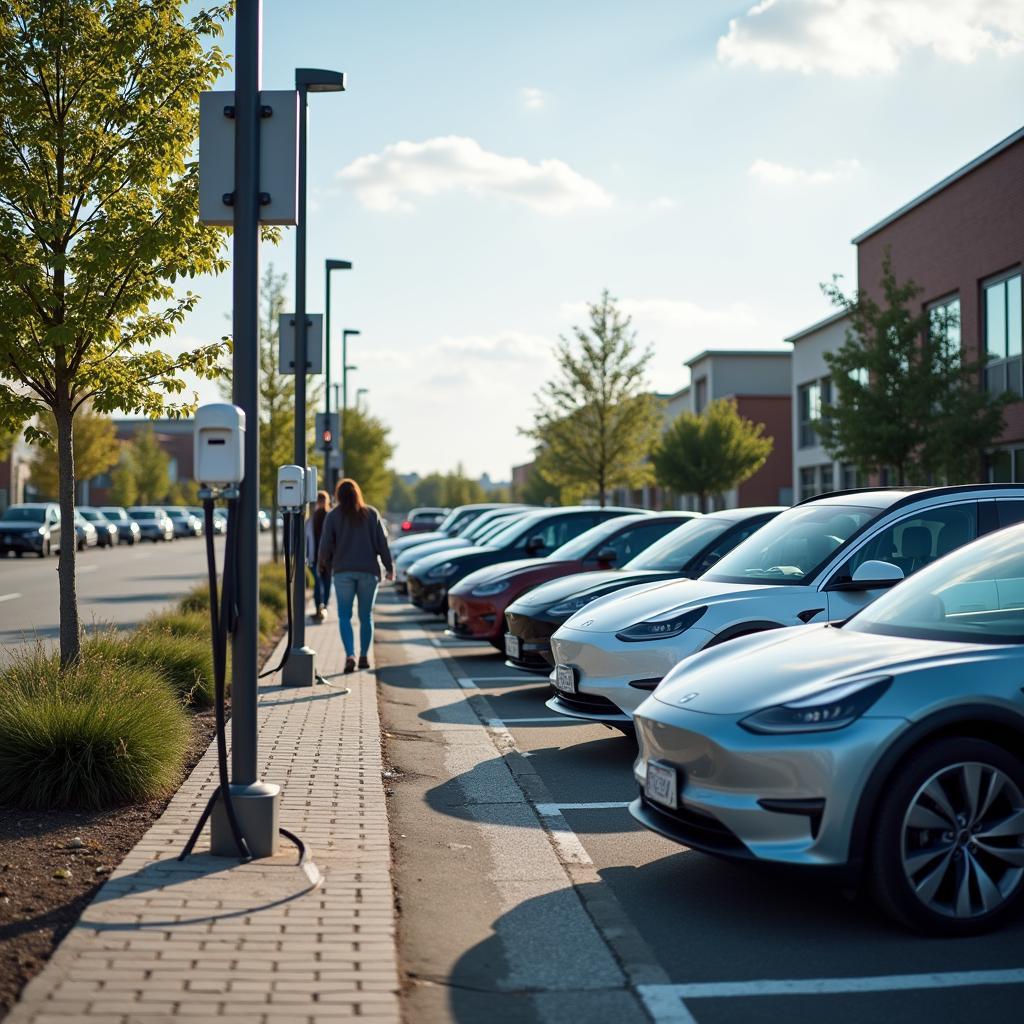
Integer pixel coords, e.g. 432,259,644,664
387,600,1024,1023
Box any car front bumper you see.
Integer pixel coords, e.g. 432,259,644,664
407,575,448,612
0,530,45,552
548,625,715,720
503,611,557,673
447,594,502,640
631,703,905,869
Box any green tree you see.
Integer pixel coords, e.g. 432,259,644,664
819,254,1008,484
387,473,416,514
29,408,119,499
128,427,170,504
441,464,486,506
515,460,560,505
0,1,231,666
109,456,137,507
415,473,445,508
522,291,662,506
653,399,773,512
0,421,19,462
340,407,394,509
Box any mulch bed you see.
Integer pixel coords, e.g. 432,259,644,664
0,622,286,1019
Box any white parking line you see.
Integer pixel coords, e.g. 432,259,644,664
0,592,21,603
638,968,1024,1022
536,802,631,815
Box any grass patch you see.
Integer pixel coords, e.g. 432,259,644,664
0,646,188,810
142,608,210,639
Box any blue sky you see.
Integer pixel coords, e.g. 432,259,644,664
179,0,1024,480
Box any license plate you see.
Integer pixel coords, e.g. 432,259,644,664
504,633,522,659
447,608,457,629
553,664,576,694
645,760,678,810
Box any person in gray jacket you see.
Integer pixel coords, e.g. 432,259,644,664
317,477,393,673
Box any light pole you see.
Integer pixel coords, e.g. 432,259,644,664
340,329,360,476
283,67,345,691
324,258,352,495
356,387,369,411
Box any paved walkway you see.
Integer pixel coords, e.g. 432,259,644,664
7,609,400,1024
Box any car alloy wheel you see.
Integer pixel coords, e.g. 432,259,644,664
871,738,1024,935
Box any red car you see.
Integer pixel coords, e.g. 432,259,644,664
401,507,449,534
446,512,696,648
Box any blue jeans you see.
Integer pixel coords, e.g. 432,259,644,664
313,568,332,609
333,571,379,658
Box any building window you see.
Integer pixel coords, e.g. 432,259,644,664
928,295,961,358
799,467,816,501
819,464,834,494
984,271,1023,398
841,463,860,489
798,381,821,448
986,447,1024,484
694,377,708,414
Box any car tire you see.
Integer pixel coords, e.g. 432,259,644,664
15,550,23,559
869,737,1024,936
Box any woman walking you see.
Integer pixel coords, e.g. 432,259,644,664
306,490,333,622
317,478,393,674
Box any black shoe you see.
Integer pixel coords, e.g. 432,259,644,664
358,655,370,670
344,656,356,674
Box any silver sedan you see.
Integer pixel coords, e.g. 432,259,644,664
632,523,1024,935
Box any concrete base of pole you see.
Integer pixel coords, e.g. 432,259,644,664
210,781,281,858
281,646,317,687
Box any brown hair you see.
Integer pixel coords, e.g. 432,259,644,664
335,478,368,523
316,490,330,507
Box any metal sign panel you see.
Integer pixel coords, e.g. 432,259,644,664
278,313,324,374
199,89,299,226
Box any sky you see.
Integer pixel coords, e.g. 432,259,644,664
177,0,1024,480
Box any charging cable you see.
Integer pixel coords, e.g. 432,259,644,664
259,508,298,679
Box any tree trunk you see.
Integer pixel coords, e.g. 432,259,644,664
55,395,80,668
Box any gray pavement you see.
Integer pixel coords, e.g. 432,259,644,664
379,596,1024,1024
0,531,273,650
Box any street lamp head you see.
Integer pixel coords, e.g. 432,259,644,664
345,364,358,372
296,68,346,92
343,328,361,339
326,259,352,271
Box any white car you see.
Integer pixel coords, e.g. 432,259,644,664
548,485,1024,727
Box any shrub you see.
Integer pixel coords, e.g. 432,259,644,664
83,628,215,708
143,608,210,639
259,579,288,615
258,602,278,640
179,584,211,614
0,647,188,809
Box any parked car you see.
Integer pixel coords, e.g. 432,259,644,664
391,503,522,558
504,507,783,674
99,506,141,545
257,509,270,532
128,506,175,542
632,522,1024,935
548,485,1024,727
400,507,449,534
77,507,118,548
0,502,61,558
395,507,533,592
73,510,98,550
448,512,695,649
212,508,228,535
407,507,637,614
165,506,202,538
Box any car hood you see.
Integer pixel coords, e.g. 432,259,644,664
0,521,45,534
409,544,494,574
652,624,988,715
562,577,781,634
396,537,470,567
510,569,672,612
451,558,574,595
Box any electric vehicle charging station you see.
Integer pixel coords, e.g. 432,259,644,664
279,463,317,688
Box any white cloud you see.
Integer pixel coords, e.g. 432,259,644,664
748,157,860,185
648,196,677,210
520,86,546,110
717,0,1024,77
339,135,612,214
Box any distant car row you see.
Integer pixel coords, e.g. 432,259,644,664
397,487,1024,934
0,502,272,558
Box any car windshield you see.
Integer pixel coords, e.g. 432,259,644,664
847,526,1024,645
131,510,156,519
626,518,732,571
79,510,104,521
485,513,545,549
465,513,517,542
2,507,45,522
704,503,877,585
550,516,643,561
167,510,186,518
100,508,125,520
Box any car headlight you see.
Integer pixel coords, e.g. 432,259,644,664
471,580,509,597
615,606,707,643
739,676,892,735
427,561,459,580
547,593,600,616
37,526,46,534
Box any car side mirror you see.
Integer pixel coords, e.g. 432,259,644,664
525,534,545,554
595,546,618,565
839,559,904,590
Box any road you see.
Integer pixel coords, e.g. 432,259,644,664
378,595,1024,1024
0,531,274,650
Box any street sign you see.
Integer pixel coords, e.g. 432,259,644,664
198,90,299,226
278,313,323,374
315,412,340,451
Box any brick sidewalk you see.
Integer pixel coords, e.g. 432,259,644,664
6,610,400,1024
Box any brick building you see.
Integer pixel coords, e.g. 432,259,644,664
853,125,1024,481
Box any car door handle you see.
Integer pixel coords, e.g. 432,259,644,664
797,608,824,623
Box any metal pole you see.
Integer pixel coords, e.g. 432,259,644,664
341,332,348,478
282,81,316,687
323,264,331,494
212,0,280,857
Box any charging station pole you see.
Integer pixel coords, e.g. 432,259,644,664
210,0,281,856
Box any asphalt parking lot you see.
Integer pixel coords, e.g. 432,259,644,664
377,593,1024,1024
